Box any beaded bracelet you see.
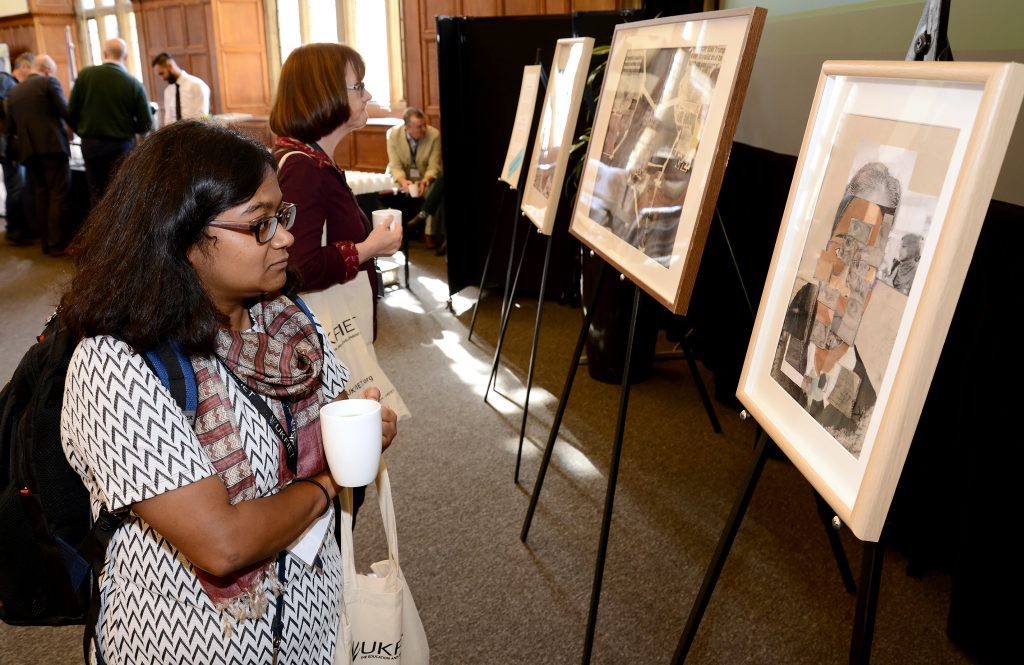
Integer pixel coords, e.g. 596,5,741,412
291,477,331,518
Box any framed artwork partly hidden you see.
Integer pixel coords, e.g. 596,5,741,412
521,37,594,235
569,7,766,313
738,61,1024,542
500,65,543,189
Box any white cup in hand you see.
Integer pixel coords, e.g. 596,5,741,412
320,399,382,487
371,208,401,230
408,182,420,198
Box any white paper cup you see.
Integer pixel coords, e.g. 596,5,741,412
408,182,420,197
371,208,400,230
319,399,382,487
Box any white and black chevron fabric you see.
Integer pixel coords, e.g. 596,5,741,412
61,316,349,665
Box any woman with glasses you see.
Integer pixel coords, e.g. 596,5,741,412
269,43,402,337
59,120,397,664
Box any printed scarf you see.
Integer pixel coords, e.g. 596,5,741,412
190,294,330,631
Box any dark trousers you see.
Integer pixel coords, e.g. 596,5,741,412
81,137,134,207
24,153,70,251
2,157,31,239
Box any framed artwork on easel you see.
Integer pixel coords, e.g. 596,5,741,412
737,60,1024,542
569,7,766,314
500,65,543,189
521,37,594,235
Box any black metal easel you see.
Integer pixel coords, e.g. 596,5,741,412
672,4,953,661
513,232,556,483
467,184,510,341
483,218,532,400
468,54,548,343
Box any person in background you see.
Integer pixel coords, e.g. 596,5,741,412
69,37,152,205
151,52,211,126
4,54,71,255
1,51,34,245
386,106,444,248
60,120,396,663
268,42,402,334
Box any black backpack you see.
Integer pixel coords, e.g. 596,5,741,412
0,312,195,635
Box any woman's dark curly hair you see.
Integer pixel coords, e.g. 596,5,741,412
60,120,296,355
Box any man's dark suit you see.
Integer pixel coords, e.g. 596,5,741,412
5,72,71,253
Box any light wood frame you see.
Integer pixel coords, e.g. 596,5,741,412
737,61,1024,542
521,36,594,235
568,7,766,313
500,64,542,188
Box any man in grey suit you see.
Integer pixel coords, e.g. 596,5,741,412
5,54,71,255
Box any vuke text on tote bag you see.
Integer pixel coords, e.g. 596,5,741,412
335,463,428,664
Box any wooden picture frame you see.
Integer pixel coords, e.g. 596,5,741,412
569,7,766,313
500,65,543,189
737,61,1024,542
521,37,594,235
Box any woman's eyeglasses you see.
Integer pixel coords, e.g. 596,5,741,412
345,81,366,93
208,202,297,244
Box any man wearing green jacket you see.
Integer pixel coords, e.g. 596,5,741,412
69,37,152,205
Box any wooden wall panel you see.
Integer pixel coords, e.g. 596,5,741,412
401,0,424,111
216,0,262,46
143,9,168,51
0,20,36,58
351,127,390,172
35,17,74,91
28,0,73,14
504,0,545,15
463,0,498,16
218,51,267,109
211,0,270,114
165,6,187,47
185,4,207,46
423,0,457,29
545,0,569,12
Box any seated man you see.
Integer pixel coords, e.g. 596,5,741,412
386,107,443,247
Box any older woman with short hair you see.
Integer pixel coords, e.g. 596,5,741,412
269,43,402,335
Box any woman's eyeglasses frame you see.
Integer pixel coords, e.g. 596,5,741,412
208,202,297,244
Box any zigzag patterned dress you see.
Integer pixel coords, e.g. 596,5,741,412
61,316,349,664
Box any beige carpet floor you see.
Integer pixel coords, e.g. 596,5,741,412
1,234,973,664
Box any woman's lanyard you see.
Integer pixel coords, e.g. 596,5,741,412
218,360,298,473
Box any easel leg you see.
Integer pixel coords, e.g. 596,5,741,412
485,223,532,400
679,329,722,434
515,234,555,484
468,185,509,341
521,264,608,542
672,429,771,664
402,224,411,289
814,492,857,594
850,540,884,665
581,283,642,665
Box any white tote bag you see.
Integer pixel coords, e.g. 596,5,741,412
301,272,411,420
335,464,429,665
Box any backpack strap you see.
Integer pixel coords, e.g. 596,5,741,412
141,340,197,426
80,507,125,664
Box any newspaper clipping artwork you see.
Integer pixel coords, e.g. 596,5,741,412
771,114,957,458
588,45,725,267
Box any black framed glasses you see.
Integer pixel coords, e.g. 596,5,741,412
345,81,366,93
209,202,297,244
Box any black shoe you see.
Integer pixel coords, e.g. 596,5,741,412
434,240,447,257
47,242,70,257
5,230,32,246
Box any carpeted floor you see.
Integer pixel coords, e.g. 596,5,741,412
1,235,974,664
